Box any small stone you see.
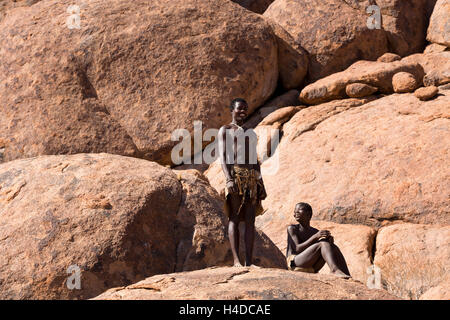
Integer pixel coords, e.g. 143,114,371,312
424,70,450,87
439,83,450,90
259,106,300,126
424,43,448,54
401,51,450,87
345,83,378,98
377,53,401,63
414,86,438,101
392,72,419,93
299,60,424,105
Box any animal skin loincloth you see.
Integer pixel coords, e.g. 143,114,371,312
224,165,265,218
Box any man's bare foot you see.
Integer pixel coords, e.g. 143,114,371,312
244,261,260,268
233,260,243,267
331,269,351,279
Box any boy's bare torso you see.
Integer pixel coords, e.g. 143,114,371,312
286,224,318,256
220,123,258,169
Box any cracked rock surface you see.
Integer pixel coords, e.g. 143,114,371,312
93,266,398,300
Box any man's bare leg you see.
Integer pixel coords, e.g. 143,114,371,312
228,194,243,267
228,220,242,267
243,204,256,267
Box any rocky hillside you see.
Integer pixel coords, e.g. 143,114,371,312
0,0,448,300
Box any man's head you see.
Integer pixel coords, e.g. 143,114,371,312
229,98,248,123
294,202,312,225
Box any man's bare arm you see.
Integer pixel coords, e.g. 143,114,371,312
254,160,267,199
254,160,263,179
218,127,231,179
218,126,236,193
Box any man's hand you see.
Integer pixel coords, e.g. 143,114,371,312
226,180,237,194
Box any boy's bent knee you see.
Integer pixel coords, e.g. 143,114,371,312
319,240,331,248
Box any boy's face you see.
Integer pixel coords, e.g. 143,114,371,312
232,102,248,122
294,206,311,224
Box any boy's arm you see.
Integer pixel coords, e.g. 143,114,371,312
218,127,236,193
288,226,319,254
255,160,267,200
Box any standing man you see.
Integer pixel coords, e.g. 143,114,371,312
218,98,267,267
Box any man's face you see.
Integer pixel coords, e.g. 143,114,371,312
232,102,248,122
294,206,311,224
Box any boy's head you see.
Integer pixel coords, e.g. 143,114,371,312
294,202,312,224
229,98,248,122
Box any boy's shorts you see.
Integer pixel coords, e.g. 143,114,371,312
286,254,315,273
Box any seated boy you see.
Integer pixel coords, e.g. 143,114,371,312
286,202,351,278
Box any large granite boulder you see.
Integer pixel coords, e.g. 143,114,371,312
427,0,450,47
264,18,309,90
264,0,435,81
264,0,388,81
207,90,450,228
0,153,181,299
0,0,279,165
0,153,285,299
374,223,450,300
374,0,434,56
